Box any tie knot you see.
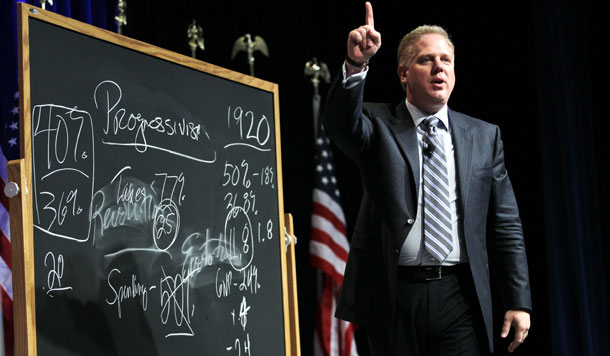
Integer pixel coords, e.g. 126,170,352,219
420,116,441,136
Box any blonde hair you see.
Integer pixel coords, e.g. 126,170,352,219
396,25,454,68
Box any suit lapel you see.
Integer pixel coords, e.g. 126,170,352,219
388,101,419,212
386,104,474,218
449,110,473,210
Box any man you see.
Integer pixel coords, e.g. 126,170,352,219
324,2,532,355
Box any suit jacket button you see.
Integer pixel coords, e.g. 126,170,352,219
407,219,414,224
395,249,400,255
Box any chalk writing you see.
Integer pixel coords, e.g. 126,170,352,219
94,80,217,163
222,160,253,189
181,230,240,281
215,268,232,298
105,268,149,318
225,105,271,152
238,265,260,295
32,104,94,242
160,267,196,337
224,207,254,272
89,176,157,241
43,252,72,296
156,172,186,205
226,334,251,356
29,71,283,354
224,191,257,216
238,296,250,331
153,198,180,251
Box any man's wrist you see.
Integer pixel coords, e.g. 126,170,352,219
341,61,367,89
345,56,368,70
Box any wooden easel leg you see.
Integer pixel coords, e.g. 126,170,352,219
8,159,37,356
284,213,301,356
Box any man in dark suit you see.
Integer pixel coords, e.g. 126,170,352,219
324,2,532,355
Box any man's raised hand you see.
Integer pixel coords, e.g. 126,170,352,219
347,2,381,68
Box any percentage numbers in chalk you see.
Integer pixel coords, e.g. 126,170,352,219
39,189,83,229
43,252,73,296
225,191,257,216
259,165,274,188
222,160,275,189
33,106,89,170
222,160,251,188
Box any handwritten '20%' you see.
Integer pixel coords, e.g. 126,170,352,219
43,251,73,296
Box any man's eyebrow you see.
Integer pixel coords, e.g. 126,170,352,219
417,53,453,59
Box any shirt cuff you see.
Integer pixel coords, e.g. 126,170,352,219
341,62,368,89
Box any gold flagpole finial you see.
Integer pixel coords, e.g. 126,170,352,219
115,0,127,34
187,20,205,59
231,34,269,77
304,57,331,97
40,0,53,10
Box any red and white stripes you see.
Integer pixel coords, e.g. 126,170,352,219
310,189,349,285
310,188,358,356
0,147,14,356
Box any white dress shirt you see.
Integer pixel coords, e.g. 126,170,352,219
399,101,467,266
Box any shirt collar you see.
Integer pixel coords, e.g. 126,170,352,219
404,99,449,131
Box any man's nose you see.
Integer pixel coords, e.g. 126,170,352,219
432,57,445,72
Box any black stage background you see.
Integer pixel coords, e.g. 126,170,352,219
21,0,610,355
121,1,608,355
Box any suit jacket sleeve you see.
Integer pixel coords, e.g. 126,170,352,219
323,72,373,162
487,125,532,312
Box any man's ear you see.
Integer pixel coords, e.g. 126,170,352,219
398,64,408,89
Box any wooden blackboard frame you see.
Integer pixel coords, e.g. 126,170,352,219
11,3,299,355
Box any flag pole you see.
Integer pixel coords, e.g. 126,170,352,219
307,58,359,356
304,58,330,139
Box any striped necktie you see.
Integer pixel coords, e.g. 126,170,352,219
419,116,453,262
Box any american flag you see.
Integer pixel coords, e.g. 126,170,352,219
0,90,19,356
1,2,24,353
309,95,358,356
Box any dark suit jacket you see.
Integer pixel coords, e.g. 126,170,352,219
324,75,532,352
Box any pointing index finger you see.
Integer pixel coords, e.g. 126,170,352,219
365,2,374,27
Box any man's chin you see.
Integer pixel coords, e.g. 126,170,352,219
426,94,448,106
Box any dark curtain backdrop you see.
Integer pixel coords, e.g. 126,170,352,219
2,1,608,355
534,1,608,356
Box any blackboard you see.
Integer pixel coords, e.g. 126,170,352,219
15,4,291,355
